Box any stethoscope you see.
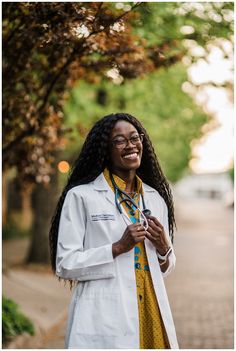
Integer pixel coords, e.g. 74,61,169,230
109,171,151,230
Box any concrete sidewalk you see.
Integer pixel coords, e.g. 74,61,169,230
165,197,234,349
2,240,71,349
3,268,71,348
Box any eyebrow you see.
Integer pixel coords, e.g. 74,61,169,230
113,131,138,138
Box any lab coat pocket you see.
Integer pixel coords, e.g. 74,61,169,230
76,290,120,337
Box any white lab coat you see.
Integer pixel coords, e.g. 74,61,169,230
56,172,179,349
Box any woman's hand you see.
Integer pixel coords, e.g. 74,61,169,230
145,215,171,272
112,223,146,258
145,215,169,255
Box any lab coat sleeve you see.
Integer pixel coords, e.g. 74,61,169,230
56,189,115,281
160,201,176,278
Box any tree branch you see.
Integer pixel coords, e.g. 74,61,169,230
37,3,142,115
3,126,35,156
113,2,143,23
94,2,104,18
3,2,145,156
37,45,82,115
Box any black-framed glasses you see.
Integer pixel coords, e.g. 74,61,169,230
111,134,144,149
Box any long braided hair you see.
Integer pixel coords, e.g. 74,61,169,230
49,113,176,273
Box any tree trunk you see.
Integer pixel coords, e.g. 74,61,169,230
2,171,8,226
27,167,59,264
20,188,33,230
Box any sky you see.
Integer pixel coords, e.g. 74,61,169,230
184,43,234,174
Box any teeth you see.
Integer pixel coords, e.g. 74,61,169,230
123,153,138,160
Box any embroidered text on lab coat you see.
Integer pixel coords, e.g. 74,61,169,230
91,214,115,221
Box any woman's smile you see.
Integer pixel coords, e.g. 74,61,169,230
122,152,139,160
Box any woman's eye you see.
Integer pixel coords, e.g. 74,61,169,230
131,136,139,142
114,139,125,144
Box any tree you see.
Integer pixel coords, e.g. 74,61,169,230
3,2,233,183
2,2,233,264
3,2,152,264
2,2,155,183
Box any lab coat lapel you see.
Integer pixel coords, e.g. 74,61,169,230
93,173,116,208
142,183,155,213
92,173,133,223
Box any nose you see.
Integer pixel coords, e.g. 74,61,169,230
126,140,134,148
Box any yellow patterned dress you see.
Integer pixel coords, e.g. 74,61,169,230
104,169,170,349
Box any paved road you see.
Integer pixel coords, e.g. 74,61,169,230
41,197,233,349
165,197,234,349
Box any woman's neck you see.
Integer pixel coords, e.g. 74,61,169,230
111,169,136,193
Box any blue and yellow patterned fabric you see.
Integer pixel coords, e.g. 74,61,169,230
103,169,170,349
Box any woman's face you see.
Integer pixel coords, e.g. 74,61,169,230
109,120,143,173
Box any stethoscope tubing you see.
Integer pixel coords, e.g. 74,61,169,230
109,171,150,230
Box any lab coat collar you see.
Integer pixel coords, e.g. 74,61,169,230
93,173,116,208
93,173,111,191
93,173,156,193
93,172,155,225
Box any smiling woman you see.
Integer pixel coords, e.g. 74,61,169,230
109,121,143,174
49,112,178,349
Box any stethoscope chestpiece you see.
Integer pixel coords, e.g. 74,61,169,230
142,208,151,217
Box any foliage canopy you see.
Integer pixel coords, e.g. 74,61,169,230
3,2,234,183
64,63,208,182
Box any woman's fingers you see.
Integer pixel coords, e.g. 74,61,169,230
147,219,163,241
145,219,169,252
128,223,146,238
135,235,146,242
147,215,164,230
145,231,156,242
133,223,146,235
148,221,162,235
146,225,159,239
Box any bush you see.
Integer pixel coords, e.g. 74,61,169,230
2,296,35,344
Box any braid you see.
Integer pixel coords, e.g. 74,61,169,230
49,186,70,272
137,135,176,242
49,112,176,276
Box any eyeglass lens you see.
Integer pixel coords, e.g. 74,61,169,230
112,134,143,148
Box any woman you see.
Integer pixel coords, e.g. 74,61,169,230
49,113,178,349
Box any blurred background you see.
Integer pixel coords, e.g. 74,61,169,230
2,2,234,349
